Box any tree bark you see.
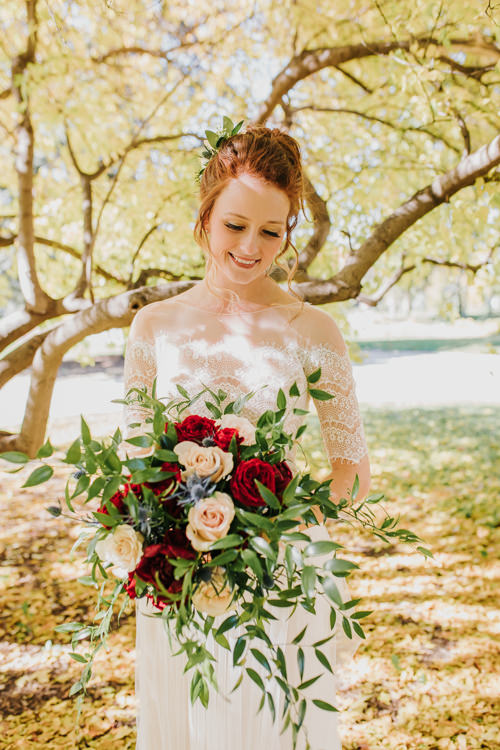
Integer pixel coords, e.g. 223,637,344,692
0,282,193,456
11,0,53,315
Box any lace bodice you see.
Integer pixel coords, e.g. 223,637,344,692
123,298,368,468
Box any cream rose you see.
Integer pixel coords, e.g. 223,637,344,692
174,441,233,482
218,414,256,446
95,524,144,579
192,566,237,616
186,492,235,551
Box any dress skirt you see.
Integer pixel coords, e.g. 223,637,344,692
135,524,363,750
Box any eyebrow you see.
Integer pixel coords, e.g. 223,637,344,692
224,212,284,226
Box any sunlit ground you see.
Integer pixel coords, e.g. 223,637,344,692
0,406,499,749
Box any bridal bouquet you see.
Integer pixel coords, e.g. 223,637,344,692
1,372,431,747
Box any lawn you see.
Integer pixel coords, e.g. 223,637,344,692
0,405,498,749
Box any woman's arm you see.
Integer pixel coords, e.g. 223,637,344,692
298,307,370,528
121,307,158,459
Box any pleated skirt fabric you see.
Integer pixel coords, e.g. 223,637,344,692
135,524,363,750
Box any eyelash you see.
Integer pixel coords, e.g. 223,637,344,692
225,223,280,238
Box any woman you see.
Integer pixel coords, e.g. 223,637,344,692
124,124,371,749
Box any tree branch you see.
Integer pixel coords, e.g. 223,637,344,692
255,36,500,124
11,0,54,314
0,281,195,455
0,328,51,388
297,132,500,303
357,259,417,306
422,245,496,273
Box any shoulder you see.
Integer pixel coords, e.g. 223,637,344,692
128,298,180,341
294,303,348,355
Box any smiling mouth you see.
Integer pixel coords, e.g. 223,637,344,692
229,253,261,268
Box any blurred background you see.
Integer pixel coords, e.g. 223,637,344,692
0,0,499,748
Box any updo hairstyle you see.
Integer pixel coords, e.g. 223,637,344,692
193,124,306,312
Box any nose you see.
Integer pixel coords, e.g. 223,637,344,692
237,229,259,257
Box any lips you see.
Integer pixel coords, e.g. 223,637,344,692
229,253,260,268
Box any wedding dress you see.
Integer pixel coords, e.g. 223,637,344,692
123,298,369,750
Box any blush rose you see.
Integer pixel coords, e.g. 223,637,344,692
174,441,233,482
186,492,235,551
191,566,237,616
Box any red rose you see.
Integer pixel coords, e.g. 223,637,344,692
134,529,196,610
145,461,182,499
273,461,294,501
213,427,243,453
173,415,217,445
230,458,277,508
125,571,136,599
97,488,128,527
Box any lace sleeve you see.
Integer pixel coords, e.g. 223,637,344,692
299,313,368,466
123,311,157,441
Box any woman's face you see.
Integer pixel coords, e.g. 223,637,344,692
204,172,290,286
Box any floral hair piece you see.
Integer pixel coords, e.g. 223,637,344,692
195,115,244,184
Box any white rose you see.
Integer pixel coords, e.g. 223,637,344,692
191,566,237,616
218,414,256,446
95,524,144,579
174,440,233,481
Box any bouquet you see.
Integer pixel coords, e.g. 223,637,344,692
1,371,431,748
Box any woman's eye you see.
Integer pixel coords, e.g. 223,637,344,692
225,223,243,231
225,223,280,238
264,230,280,238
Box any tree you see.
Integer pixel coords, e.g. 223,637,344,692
0,0,499,455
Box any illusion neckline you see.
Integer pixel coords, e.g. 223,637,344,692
173,298,308,316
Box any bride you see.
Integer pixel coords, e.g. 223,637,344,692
123,123,371,749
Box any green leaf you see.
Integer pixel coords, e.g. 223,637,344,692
351,610,373,620
250,648,271,673
205,129,219,148
276,388,286,410
205,400,221,419
297,646,304,679
21,464,53,487
68,681,83,697
301,566,316,599
209,534,243,550
308,388,334,401
289,381,300,397
323,558,359,573
291,625,307,644
249,536,276,561
69,652,88,664
321,576,343,606
80,416,91,445
64,438,81,464
233,636,246,666
241,548,263,579
314,647,333,673
36,440,54,459
125,435,153,448
298,674,321,690
342,616,352,639
246,667,265,692
254,480,280,510
351,473,360,501
216,614,239,636
222,115,233,131
304,540,340,557
417,546,434,559
306,367,322,384
312,698,339,712
0,451,29,464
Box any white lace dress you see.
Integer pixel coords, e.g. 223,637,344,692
123,299,369,750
